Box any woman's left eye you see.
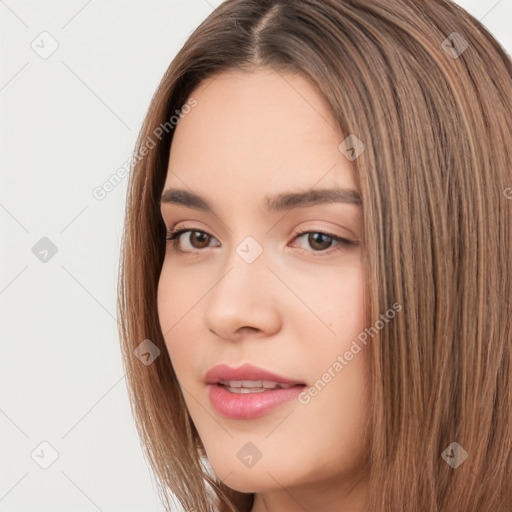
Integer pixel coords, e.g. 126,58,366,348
165,227,356,256
291,230,355,256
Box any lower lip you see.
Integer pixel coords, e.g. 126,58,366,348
207,384,305,420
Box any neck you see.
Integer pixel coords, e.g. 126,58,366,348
250,472,368,512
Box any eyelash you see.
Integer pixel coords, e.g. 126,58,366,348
164,226,356,257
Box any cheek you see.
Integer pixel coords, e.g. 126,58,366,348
293,260,366,353
290,263,369,432
156,267,197,377
157,261,203,333
327,264,365,321
335,268,366,340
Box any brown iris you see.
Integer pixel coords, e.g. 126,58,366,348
307,232,333,251
188,231,211,249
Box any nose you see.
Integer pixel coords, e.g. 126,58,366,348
203,254,282,342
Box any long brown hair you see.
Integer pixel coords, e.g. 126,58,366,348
117,1,512,511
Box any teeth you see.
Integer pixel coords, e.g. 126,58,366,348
226,387,267,394
218,380,296,391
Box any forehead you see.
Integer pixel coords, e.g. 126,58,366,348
165,68,356,197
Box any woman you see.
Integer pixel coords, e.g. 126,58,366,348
118,1,512,511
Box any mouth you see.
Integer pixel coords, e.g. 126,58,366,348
204,363,307,419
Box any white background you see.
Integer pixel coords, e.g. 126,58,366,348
1,1,510,510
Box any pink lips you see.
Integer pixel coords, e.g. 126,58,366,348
204,363,304,386
205,363,306,420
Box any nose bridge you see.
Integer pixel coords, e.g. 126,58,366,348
214,235,271,305
203,235,281,338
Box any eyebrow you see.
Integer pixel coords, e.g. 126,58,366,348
160,187,362,213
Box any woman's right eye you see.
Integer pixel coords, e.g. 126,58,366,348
165,228,219,253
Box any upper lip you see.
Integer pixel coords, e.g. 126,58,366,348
204,363,306,386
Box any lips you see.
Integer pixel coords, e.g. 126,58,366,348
204,363,305,387
204,363,306,419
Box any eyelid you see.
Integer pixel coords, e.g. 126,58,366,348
290,224,358,244
165,221,218,242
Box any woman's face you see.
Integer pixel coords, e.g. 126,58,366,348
157,68,370,507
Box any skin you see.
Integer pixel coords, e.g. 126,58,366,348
157,68,371,512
